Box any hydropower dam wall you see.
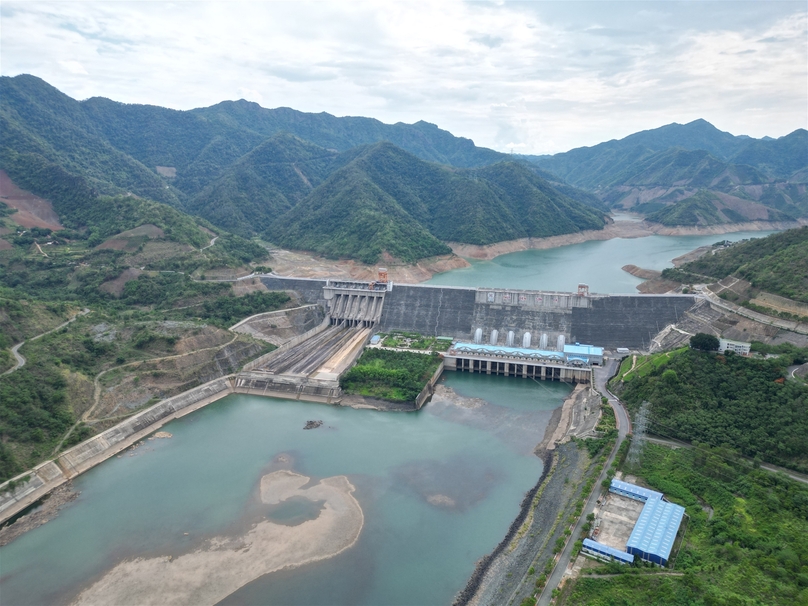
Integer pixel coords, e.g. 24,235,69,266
260,276,696,350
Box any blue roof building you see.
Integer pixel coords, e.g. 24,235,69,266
563,344,604,365
609,479,685,567
582,539,634,564
610,479,663,503
625,497,685,567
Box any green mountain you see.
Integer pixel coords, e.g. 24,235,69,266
666,226,808,303
1,74,606,263
267,143,606,262
523,119,807,224
0,75,182,206
187,133,339,235
645,189,790,227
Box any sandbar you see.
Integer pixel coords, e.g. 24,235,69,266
71,470,363,606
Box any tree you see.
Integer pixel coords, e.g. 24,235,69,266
690,333,719,351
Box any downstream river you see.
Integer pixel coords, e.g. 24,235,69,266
0,374,568,606
0,228,779,604
426,230,776,293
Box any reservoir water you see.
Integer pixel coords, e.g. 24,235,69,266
0,374,569,606
425,231,776,293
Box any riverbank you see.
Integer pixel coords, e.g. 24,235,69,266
454,382,587,605
71,470,364,606
265,219,802,284
447,219,804,261
269,248,469,282
0,377,235,527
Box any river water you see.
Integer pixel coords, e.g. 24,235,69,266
425,230,776,293
0,374,568,606
0,227,779,605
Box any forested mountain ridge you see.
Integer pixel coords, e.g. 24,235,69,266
665,226,808,304
1,74,606,263
186,133,340,236
266,143,606,262
524,119,808,226
0,75,182,206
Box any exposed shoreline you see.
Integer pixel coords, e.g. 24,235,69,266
267,219,803,283
454,382,581,605
446,219,804,262
71,470,364,606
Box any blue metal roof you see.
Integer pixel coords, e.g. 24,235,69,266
451,342,565,361
626,498,685,564
610,479,663,502
564,344,604,356
582,539,634,564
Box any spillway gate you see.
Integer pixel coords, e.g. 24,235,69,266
323,280,388,327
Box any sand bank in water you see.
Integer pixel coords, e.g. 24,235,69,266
71,470,363,606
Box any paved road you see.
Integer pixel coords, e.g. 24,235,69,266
697,287,808,335
538,358,629,606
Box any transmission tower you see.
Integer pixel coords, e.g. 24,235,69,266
627,401,650,469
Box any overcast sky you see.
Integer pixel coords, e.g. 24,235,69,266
1,1,806,154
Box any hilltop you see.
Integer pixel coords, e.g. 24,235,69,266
0,74,607,264
524,119,807,226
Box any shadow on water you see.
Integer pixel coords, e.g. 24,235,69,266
391,454,502,512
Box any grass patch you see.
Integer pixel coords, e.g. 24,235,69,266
340,349,441,403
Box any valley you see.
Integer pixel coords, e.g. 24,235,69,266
0,75,806,606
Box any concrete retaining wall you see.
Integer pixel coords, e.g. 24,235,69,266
230,305,325,345
415,362,444,409
259,276,328,306
571,295,696,349
0,376,235,525
379,284,477,337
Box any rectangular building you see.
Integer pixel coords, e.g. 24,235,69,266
719,338,751,356
625,497,686,567
609,479,663,503
582,539,635,564
563,343,604,366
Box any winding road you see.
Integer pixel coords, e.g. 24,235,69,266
2,309,91,376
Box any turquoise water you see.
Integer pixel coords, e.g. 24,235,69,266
425,231,776,293
0,373,569,606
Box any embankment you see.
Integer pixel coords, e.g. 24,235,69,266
454,449,554,606
0,377,235,526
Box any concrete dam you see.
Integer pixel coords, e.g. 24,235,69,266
259,276,696,351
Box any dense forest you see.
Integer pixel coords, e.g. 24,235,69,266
1,74,607,264
267,143,605,262
615,347,808,472
525,119,808,223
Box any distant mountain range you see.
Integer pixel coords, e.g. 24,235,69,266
0,74,605,263
523,119,807,226
1,75,806,262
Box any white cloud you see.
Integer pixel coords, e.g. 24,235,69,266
58,59,88,75
0,1,805,154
